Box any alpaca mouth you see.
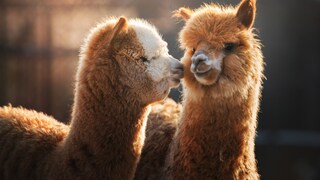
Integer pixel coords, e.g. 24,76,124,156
191,61,213,78
170,65,184,87
194,68,221,85
195,69,211,77
191,61,212,74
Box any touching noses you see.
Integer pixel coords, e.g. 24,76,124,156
171,57,184,80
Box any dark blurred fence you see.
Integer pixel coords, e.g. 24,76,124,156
0,0,320,179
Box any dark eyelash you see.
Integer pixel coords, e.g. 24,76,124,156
223,42,238,53
140,56,149,63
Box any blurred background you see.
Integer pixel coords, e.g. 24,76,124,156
0,0,319,179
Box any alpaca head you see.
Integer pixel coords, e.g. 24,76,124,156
79,17,184,104
175,0,263,99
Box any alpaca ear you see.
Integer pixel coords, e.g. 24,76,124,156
236,0,256,29
173,7,193,21
110,16,128,42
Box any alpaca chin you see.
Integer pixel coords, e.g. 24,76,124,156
194,68,221,85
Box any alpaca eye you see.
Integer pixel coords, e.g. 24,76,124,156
223,43,237,53
140,56,149,63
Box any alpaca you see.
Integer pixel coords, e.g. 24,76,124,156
0,16,184,180
135,0,264,179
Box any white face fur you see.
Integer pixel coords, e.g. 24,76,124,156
129,19,182,88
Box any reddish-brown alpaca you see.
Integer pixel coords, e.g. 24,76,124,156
0,17,183,180
135,0,264,179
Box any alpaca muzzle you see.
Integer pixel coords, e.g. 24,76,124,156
191,51,223,85
191,51,213,74
170,57,184,87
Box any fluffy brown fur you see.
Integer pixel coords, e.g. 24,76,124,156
135,0,264,179
0,17,183,180
134,98,181,180
167,0,263,179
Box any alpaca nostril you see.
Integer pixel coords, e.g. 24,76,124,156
194,57,205,66
192,53,208,66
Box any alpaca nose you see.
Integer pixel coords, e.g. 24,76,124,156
171,57,184,79
192,51,208,66
191,51,211,74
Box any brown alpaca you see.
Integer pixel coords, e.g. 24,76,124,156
0,17,183,180
135,0,264,179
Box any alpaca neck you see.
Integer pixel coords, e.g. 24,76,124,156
56,81,149,179
167,88,260,179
